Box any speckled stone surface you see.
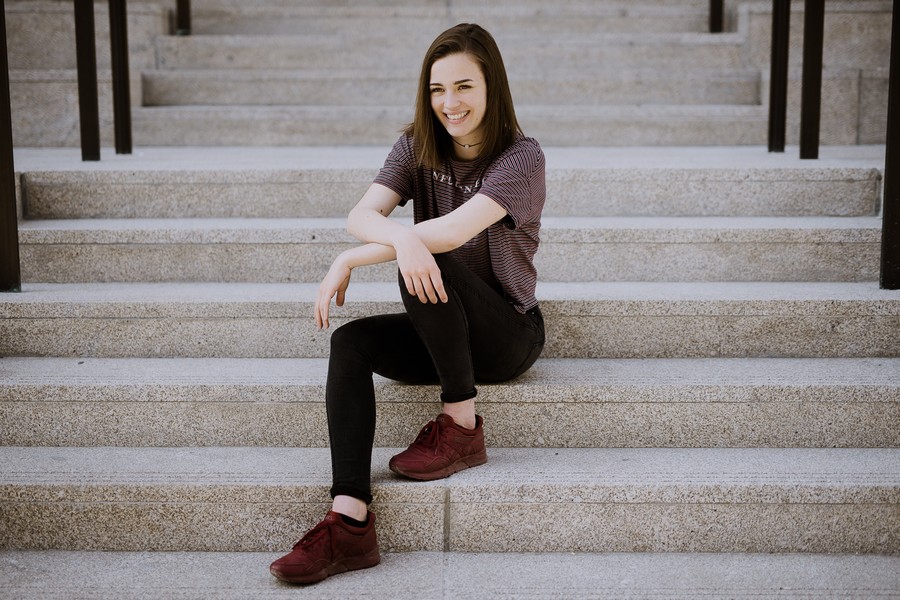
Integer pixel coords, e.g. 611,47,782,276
1,447,897,553
0,447,444,552
187,4,709,36
2,551,899,599
15,215,884,283
19,160,883,220
1,282,897,358
1,357,898,448
142,67,758,107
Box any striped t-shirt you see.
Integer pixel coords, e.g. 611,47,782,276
373,133,546,312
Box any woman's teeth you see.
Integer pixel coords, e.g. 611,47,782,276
446,111,469,121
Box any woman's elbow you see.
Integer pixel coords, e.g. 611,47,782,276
346,208,368,237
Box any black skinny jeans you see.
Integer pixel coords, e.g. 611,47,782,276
325,253,545,504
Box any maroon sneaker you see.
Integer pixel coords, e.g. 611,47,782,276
269,511,380,585
389,413,487,481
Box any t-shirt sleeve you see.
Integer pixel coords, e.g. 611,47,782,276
372,135,416,206
477,138,546,229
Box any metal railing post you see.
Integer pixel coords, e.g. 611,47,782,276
710,0,724,33
109,0,132,154
74,0,100,161
0,0,21,292
880,0,900,289
799,0,824,159
768,0,791,152
176,0,191,35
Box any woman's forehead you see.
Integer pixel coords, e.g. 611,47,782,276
430,53,483,83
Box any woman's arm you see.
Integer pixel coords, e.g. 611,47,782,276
318,182,508,327
315,242,399,329
347,183,508,253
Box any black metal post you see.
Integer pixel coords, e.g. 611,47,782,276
710,0,724,33
880,0,900,289
799,0,824,159
74,0,100,161
109,0,132,154
768,0,791,152
176,0,191,35
0,0,21,292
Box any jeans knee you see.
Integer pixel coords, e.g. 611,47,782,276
329,320,359,354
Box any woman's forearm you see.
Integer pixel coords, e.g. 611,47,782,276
349,208,454,256
339,242,398,270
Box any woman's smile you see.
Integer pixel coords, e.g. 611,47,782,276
445,110,471,123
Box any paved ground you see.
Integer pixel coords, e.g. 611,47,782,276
2,550,900,599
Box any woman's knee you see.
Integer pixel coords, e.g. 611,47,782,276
329,319,378,358
329,320,356,353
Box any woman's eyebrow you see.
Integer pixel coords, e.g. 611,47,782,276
430,78,475,87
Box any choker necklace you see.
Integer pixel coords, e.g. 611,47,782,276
453,138,482,149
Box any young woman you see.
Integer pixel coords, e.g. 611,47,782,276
270,22,546,584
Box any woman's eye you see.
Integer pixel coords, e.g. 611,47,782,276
430,88,443,95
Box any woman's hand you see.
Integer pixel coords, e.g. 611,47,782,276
394,231,448,304
315,255,353,330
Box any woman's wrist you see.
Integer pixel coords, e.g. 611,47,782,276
335,249,356,271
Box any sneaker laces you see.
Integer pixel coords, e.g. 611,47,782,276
413,420,440,449
292,519,330,550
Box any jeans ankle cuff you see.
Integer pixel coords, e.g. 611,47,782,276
441,388,477,403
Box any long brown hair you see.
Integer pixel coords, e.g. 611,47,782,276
405,23,522,169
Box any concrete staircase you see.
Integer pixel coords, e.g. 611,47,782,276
2,1,900,598
4,0,894,146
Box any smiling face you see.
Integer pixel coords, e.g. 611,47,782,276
429,52,487,152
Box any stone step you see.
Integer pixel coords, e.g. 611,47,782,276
1,446,897,553
129,104,768,146
142,68,761,107
1,282,897,359
155,33,746,72
16,216,883,283
188,0,715,7
2,357,897,448
16,146,883,219
188,5,710,36
4,551,899,600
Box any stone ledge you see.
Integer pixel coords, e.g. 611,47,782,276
2,550,899,600
1,447,897,553
2,357,897,448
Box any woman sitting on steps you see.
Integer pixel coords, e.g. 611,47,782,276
270,22,546,585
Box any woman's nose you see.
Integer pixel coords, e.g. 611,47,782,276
443,91,459,108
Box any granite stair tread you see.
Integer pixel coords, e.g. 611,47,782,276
3,280,898,311
1,281,898,358
141,67,761,107
16,215,884,283
128,104,768,146
1,446,898,553
7,551,900,600
4,356,898,395
18,145,882,218
4,551,898,600
6,445,896,489
154,33,746,71
2,357,897,448
17,215,885,236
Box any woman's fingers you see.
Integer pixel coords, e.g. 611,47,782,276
315,293,329,329
432,271,448,303
315,262,352,330
404,269,447,304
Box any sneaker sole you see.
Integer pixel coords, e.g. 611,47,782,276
389,449,488,481
270,549,381,585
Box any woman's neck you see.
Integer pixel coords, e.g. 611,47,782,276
452,138,481,161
